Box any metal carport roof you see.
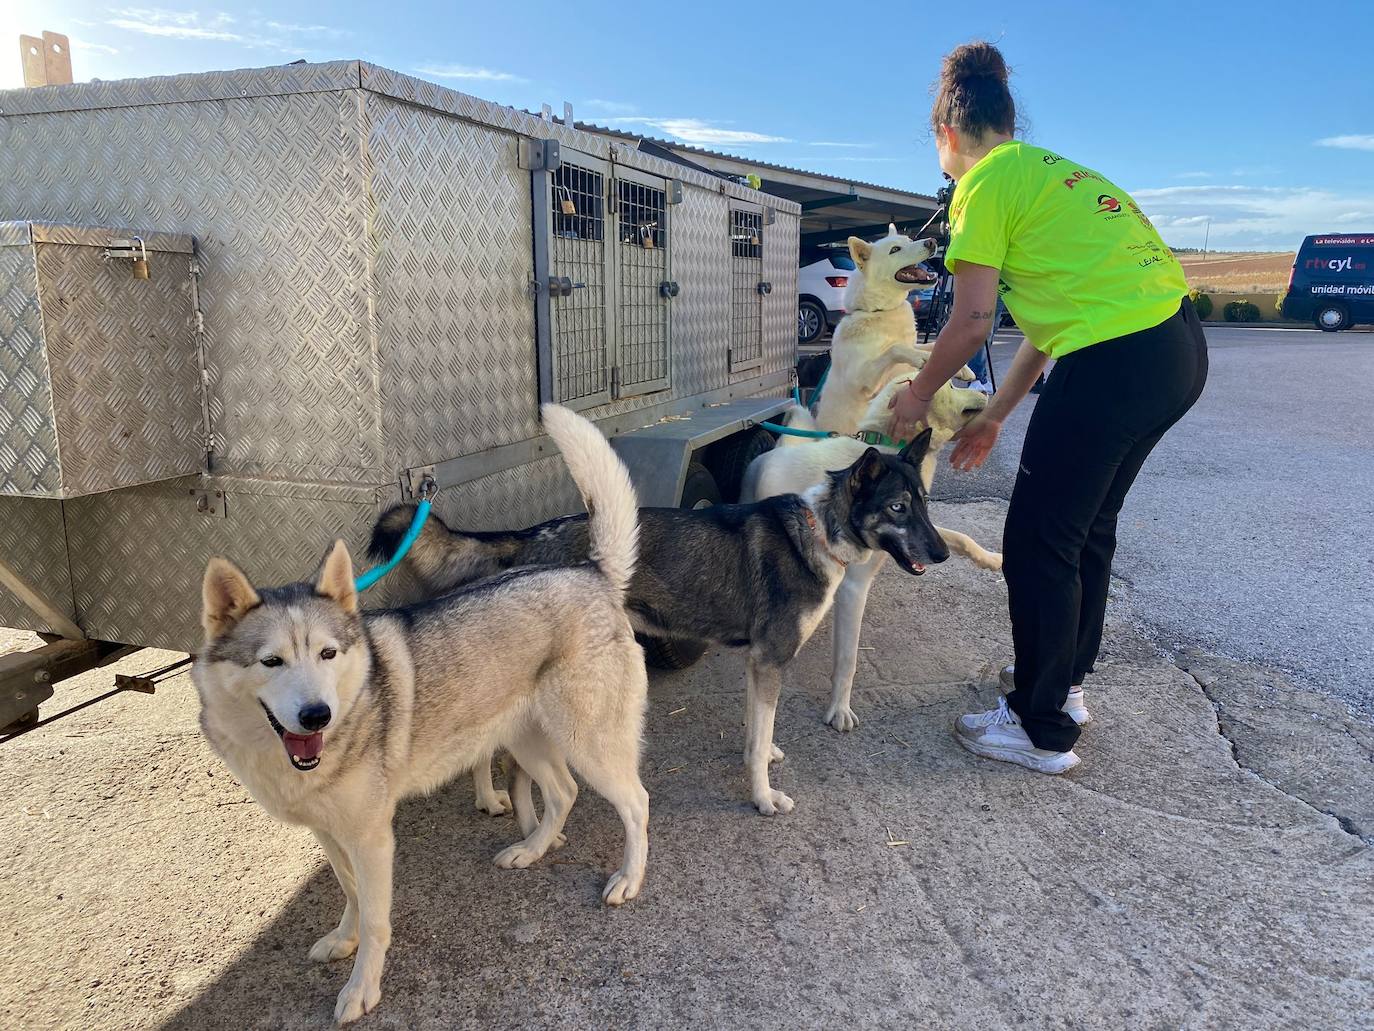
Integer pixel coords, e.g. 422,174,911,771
574,122,939,247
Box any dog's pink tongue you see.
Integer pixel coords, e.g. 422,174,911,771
283,731,324,761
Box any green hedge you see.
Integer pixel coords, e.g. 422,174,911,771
1188,288,1213,320
1223,298,1261,322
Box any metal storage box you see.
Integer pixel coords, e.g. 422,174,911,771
0,61,799,654
0,222,201,498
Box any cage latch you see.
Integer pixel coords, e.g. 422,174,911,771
757,281,773,296
104,237,150,279
659,280,680,299
549,276,585,298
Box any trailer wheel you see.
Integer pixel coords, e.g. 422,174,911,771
678,461,721,509
709,428,775,503
640,461,720,670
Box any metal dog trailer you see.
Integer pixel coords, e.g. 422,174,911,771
0,61,800,726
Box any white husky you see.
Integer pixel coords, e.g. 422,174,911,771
194,405,649,1025
742,229,1002,735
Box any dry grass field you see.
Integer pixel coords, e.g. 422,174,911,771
1177,251,1295,293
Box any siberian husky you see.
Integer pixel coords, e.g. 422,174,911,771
370,434,950,818
194,405,650,1025
742,374,1001,733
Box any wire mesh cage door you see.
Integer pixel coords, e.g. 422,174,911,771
611,167,671,398
728,204,764,373
534,152,614,410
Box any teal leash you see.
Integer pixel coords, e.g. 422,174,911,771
354,481,435,593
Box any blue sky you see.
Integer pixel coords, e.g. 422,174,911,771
6,0,1373,250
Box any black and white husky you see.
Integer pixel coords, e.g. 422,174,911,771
194,405,649,1025
370,431,949,819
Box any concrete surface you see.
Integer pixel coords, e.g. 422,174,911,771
2,501,1371,1030
938,325,1374,716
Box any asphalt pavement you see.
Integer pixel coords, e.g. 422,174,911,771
934,325,1374,716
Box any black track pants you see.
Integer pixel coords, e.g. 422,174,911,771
1003,299,1209,751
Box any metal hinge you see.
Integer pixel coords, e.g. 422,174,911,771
610,365,621,399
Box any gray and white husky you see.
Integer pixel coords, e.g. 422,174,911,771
370,431,950,819
194,405,650,1026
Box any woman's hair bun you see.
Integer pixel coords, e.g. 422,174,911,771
943,41,1008,85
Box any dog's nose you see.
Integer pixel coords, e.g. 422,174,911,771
298,702,332,732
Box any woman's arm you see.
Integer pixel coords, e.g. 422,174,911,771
889,262,1001,438
946,337,1049,470
983,336,1049,423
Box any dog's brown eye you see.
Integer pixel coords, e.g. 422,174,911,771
320,647,337,661
261,656,283,668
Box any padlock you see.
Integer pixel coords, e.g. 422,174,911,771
557,185,576,216
132,257,150,280
749,234,760,247
640,224,655,250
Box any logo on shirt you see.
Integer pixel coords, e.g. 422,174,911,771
1096,194,1123,214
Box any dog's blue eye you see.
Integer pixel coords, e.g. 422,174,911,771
261,656,283,668
889,245,902,254
889,502,907,514
320,647,337,661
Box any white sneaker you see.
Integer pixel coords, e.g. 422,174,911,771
953,696,1081,774
999,664,1092,725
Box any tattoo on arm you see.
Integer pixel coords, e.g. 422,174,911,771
968,310,995,320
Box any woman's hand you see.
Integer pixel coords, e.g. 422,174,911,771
888,381,932,441
948,411,1002,470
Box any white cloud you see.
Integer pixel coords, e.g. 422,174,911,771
820,156,902,163
106,8,313,55
583,99,636,116
610,116,790,146
70,38,121,55
264,21,350,38
1132,184,1374,249
808,141,874,148
109,8,241,42
1315,134,1374,152
415,64,525,83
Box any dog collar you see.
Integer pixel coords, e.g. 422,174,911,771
803,507,848,568
851,429,908,449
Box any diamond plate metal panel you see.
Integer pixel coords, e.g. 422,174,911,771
63,477,381,652
0,242,58,495
425,453,583,533
0,497,75,634
0,91,379,485
366,96,540,469
0,61,363,116
32,240,201,497
760,211,801,377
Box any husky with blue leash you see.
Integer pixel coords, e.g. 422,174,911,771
193,404,650,1025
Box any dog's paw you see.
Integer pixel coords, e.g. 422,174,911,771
493,841,545,869
475,789,512,817
769,743,785,764
334,973,382,1025
550,831,568,850
308,929,358,963
825,703,860,732
753,789,795,816
601,867,645,907
975,550,1004,572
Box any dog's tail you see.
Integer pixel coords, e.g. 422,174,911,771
541,403,639,597
368,503,469,593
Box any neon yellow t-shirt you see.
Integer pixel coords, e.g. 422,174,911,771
943,141,1188,359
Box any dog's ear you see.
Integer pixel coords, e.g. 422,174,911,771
202,558,260,640
848,236,871,270
314,539,357,614
899,427,934,467
887,222,898,237
846,447,886,493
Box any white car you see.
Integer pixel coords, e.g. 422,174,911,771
797,245,856,344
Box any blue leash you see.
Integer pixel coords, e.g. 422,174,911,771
354,496,431,592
